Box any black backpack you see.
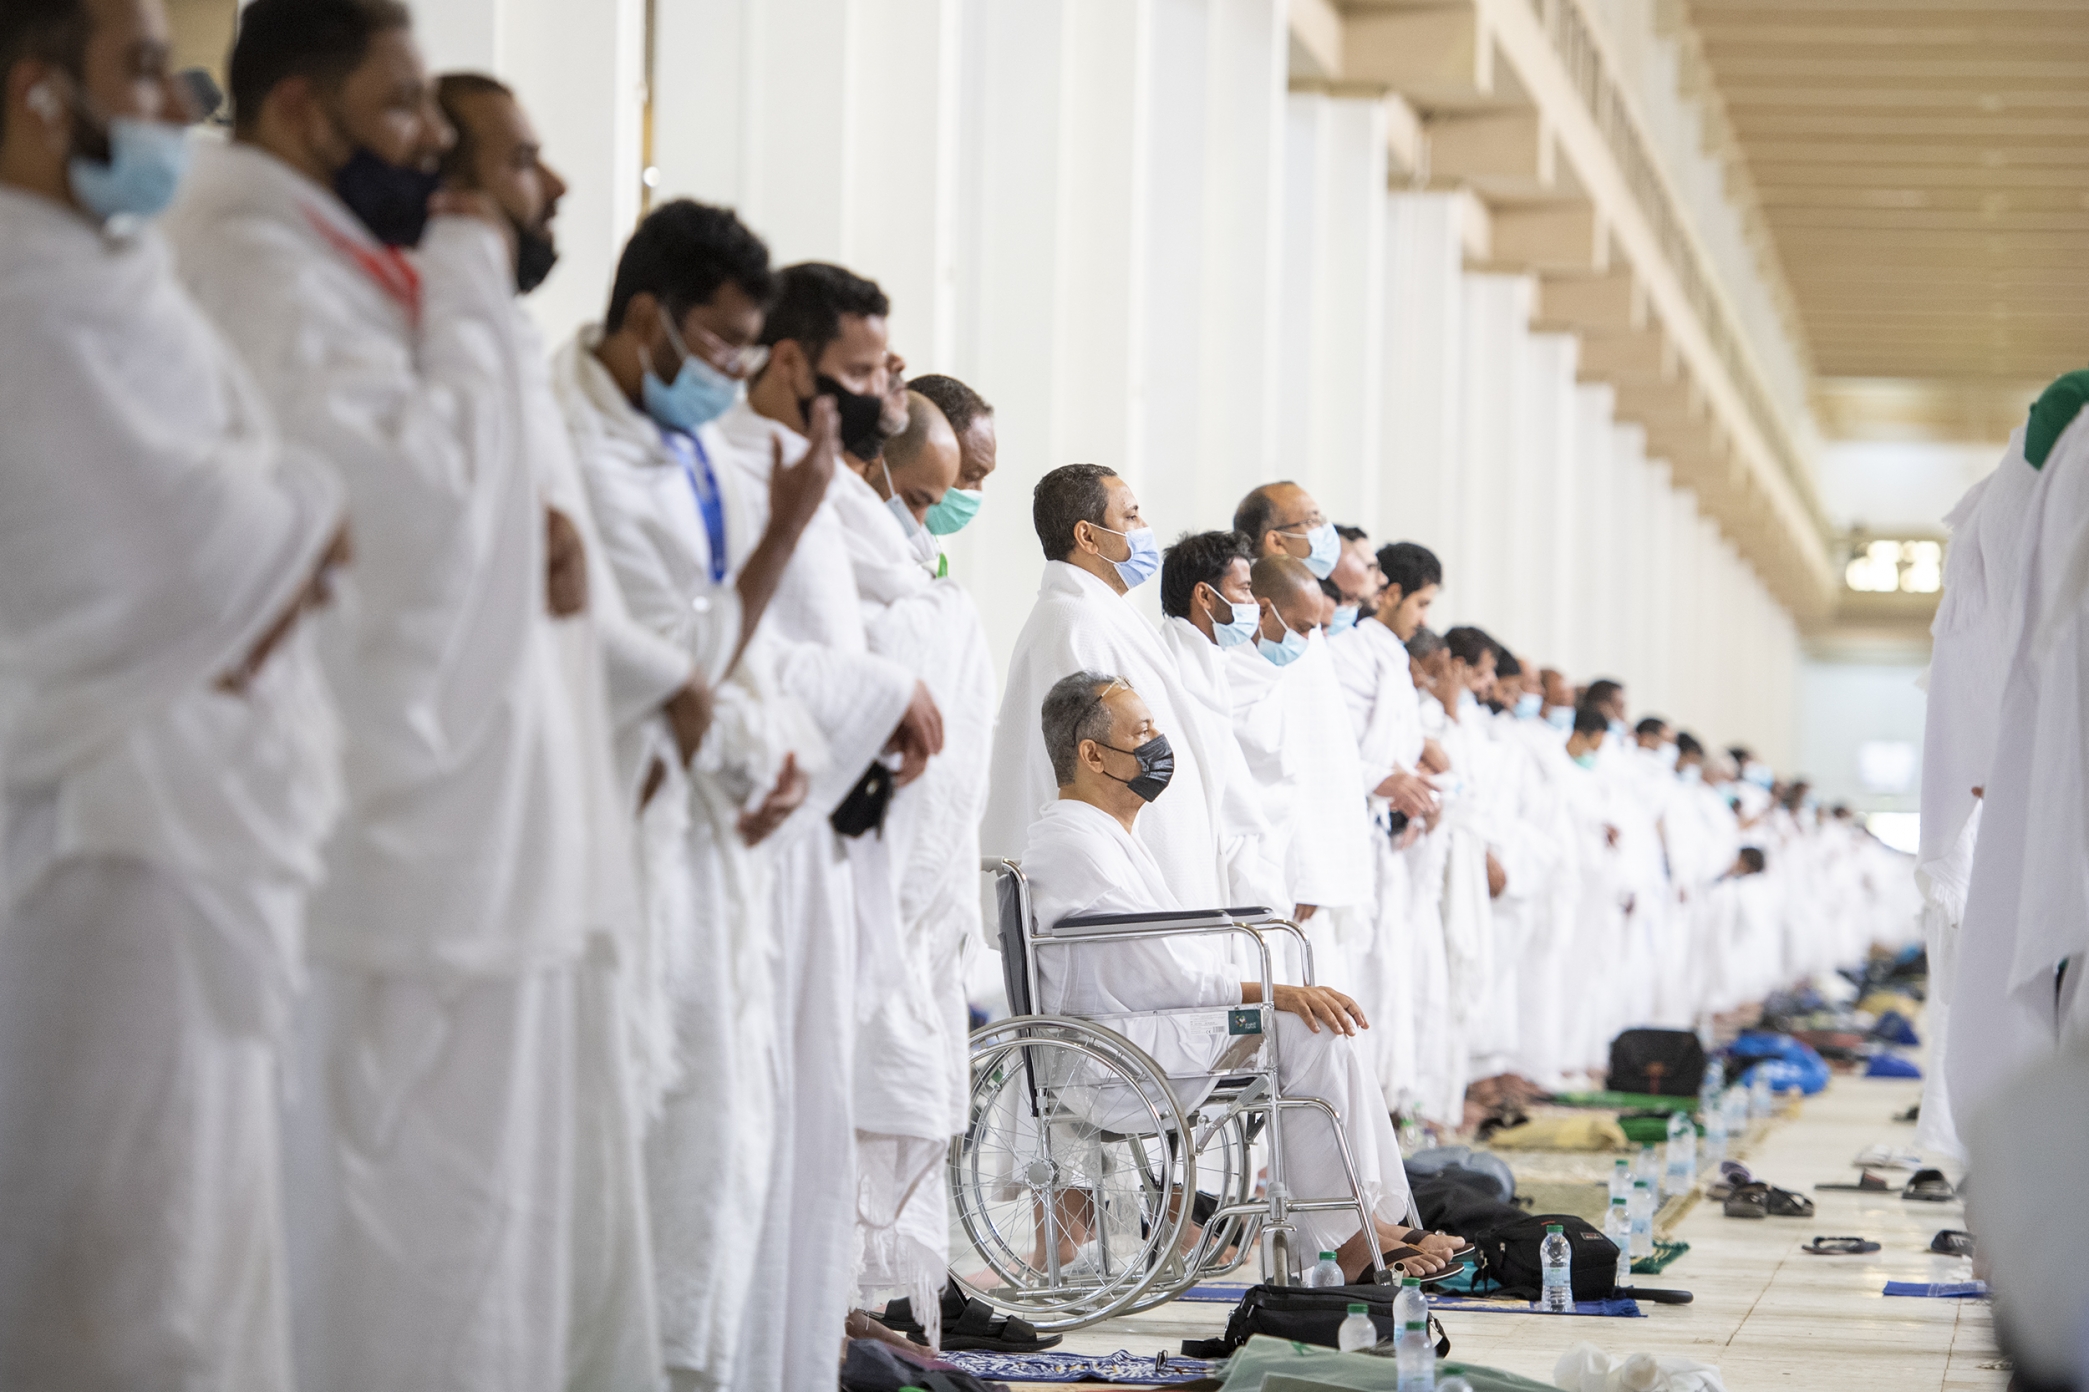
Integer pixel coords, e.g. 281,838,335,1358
1468,1213,1620,1301
1606,1027,1706,1096
1179,1282,1451,1359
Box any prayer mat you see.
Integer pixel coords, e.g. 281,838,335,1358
1633,1239,1690,1275
1172,1283,1643,1317
1552,1091,1696,1113
941,1348,1217,1383
1883,1281,1988,1299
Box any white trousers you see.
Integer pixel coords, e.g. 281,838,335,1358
1265,1012,1417,1255
0,856,291,1392
282,942,657,1392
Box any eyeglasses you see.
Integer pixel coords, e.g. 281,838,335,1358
659,304,770,380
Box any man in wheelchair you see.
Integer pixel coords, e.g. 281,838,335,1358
1018,670,1461,1281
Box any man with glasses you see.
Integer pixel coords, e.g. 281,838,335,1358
550,198,846,1392
0,0,348,1381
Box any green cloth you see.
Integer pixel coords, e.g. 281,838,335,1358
1633,1239,1690,1275
1617,1114,1703,1146
1552,1090,1697,1113
2026,369,2089,469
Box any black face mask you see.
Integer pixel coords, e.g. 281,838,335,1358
810,373,889,461
1098,733,1175,804
511,213,559,294
333,146,442,247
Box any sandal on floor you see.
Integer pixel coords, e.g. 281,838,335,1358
1765,1185,1816,1217
1903,1168,1957,1203
1802,1236,1880,1255
1930,1229,1975,1257
1816,1171,1892,1193
1724,1183,1769,1219
942,1295,1062,1352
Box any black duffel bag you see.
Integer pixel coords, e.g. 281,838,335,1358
1606,1027,1706,1096
1468,1213,1620,1301
1179,1282,1451,1359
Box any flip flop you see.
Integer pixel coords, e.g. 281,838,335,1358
1815,1171,1893,1193
1766,1185,1816,1217
1803,1236,1880,1255
1723,1184,1768,1219
942,1296,1063,1352
1379,1245,1458,1281
1930,1229,1975,1257
1903,1169,1957,1203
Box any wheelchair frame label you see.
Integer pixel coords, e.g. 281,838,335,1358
1227,1008,1263,1036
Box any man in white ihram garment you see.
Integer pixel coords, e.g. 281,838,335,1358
0,3,347,1381
1232,485,1375,968
163,2,647,1384
712,260,946,1390
552,198,833,1391
831,389,996,1345
983,464,1227,908
1019,671,1463,1282
1949,373,2089,1128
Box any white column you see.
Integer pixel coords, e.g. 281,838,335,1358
1380,194,1467,556
1455,274,1531,631
1279,92,1388,530
1516,333,1577,660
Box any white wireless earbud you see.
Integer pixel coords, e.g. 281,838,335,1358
26,80,62,122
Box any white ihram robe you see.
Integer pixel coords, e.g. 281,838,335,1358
0,186,344,1391
711,402,917,1392
1021,798,1415,1251
832,470,994,1345
550,329,813,1389
983,562,1226,909
1952,407,2089,1121
1157,617,1288,914
1224,634,1374,991
1327,619,1427,1107
165,142,642,1392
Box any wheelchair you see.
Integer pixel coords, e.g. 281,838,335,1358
944,858,1396,1331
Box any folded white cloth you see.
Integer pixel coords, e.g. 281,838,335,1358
1554,1342,1727,1392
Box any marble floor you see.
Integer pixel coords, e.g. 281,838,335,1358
1049,1076,2003,1389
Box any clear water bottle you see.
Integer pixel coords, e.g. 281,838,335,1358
1393,1278,1432,1390
1723,1082,1749,1137
1750,1070,1772,1119
1337,1301,1377,1352
1633,1142,1660,1184
1704,1091,1729,1166
1609,1156,1633,1204
1702,1055,1726,1104
1628,1177,1655,1257
1540,1223,1574,1312
1604,1195,1634,1288
1663,1110,1696,1196
1303,1250,1345,1288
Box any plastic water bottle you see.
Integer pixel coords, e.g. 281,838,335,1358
1723,1082,1749,1137
1393,1278,1432,1389
1337,1301,1377,1352
1303,1250,1345,1288
1704,1091,1729,1166
1663,1110,1696,1196
1604,1195,1634,1288
1628,1177,1655,1257
1608,1156,1633,1204
1750,1070,1772,1119
1633,1142,1660,1184
1540,1223,1574,1312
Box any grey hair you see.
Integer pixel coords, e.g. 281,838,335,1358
1041,671,1125,787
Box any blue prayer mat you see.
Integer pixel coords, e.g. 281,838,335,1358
1883,1280,1988,1299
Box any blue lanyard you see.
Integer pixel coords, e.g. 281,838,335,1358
661,427,728,585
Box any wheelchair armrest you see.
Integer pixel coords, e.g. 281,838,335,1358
1053,908,1237,930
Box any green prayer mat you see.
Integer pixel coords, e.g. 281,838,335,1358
1552,1090,1698,1113
1617,1113,1704,1146
1633,1239,1690,1275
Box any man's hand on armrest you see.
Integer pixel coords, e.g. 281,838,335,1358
1239,981,1368,1037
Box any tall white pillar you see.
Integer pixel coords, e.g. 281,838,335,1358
1381,194,1467,557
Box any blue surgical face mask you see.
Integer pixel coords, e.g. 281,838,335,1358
1092,523,1160,590
1257,613,1309,667
1546,705,1573,733
1204,587,1259,649
68,114,190,225
924,486,982,535
1573,751,1598,770
641,306,740,432
1327,604,1359,636
1514,692,1542,720
881,459,940,568
1281,520,1342,579
1609,718,1629,744
1680,764,1704,785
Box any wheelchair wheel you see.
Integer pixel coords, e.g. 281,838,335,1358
947,1017,1196,1329
1103,1108,1265,1317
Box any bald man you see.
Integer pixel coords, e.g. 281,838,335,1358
1235,480,1344,579
831,389,993,1345
1225,554,1374,993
